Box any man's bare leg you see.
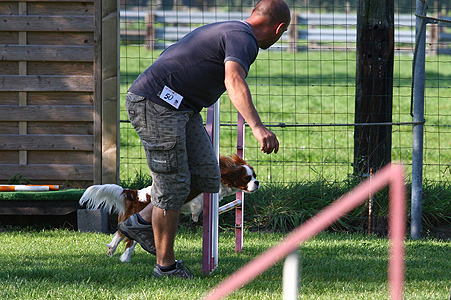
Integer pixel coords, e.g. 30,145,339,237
151,188,201,266
137,202,153,222
120,187,203,267
152,207,179,266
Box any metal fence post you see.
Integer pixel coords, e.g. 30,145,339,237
411,0,427,240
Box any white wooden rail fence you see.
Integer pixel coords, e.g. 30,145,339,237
120,10,451,51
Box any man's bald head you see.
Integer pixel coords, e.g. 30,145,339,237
253,0,291,26
246,0,291,49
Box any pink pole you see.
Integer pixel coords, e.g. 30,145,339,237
235,112,245,252
203,164,406,300
388,167,406,300
202,193,214,274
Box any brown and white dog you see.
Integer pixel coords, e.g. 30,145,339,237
79,154,259,262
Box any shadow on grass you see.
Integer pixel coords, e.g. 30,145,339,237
1,229,451,299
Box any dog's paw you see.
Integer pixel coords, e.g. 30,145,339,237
192,213,199,222
106,244,116,257
120,251,132,263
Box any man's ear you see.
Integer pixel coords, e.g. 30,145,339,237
275,22,286,34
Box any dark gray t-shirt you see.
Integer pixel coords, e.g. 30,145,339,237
128,21,259,113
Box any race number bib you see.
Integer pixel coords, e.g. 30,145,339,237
159,85,183,109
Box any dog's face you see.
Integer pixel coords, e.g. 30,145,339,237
220,154,259,193
239,164,259,193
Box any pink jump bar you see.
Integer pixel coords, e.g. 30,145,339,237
204,163,406,300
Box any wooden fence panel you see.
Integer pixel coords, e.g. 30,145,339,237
0,75,94,92
0,45,95,62
0,15,95,31
0,135,94,151
0,105,93,122
0,0,119,187
0,164,93,181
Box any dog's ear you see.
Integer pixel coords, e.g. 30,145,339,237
232,154,246,165
219,155,234,170
122,189,138,202
220,156,240,185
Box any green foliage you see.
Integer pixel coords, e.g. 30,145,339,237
240,179,451,233
119,172,451,233
7,173,36,185
421,179,451,227
242,180,359,231
119,170,152,190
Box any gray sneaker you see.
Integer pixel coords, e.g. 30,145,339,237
152,260,193,279
118,214,156,255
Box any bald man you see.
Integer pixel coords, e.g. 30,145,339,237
120,0,290,278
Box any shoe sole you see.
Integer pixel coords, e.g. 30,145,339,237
118,223,156,255
152,260,193,279
152,268,193,279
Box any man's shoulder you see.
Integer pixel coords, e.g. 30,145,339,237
202,20,252,33
186,21,256,47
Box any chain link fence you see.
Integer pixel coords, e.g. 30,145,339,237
119,0,451,187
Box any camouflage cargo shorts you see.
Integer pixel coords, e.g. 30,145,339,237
126,92,220,211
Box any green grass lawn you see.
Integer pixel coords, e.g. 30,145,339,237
119,46,451,184
1,228,450,299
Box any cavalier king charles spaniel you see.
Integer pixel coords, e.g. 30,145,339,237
79,154,258,262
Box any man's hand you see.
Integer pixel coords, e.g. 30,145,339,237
252,125,279,154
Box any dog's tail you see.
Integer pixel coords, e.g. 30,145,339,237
79,184,126,213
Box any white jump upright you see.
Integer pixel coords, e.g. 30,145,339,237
202,104,247,274
203,102,220,274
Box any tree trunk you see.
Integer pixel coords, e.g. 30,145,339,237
354,0,394,178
